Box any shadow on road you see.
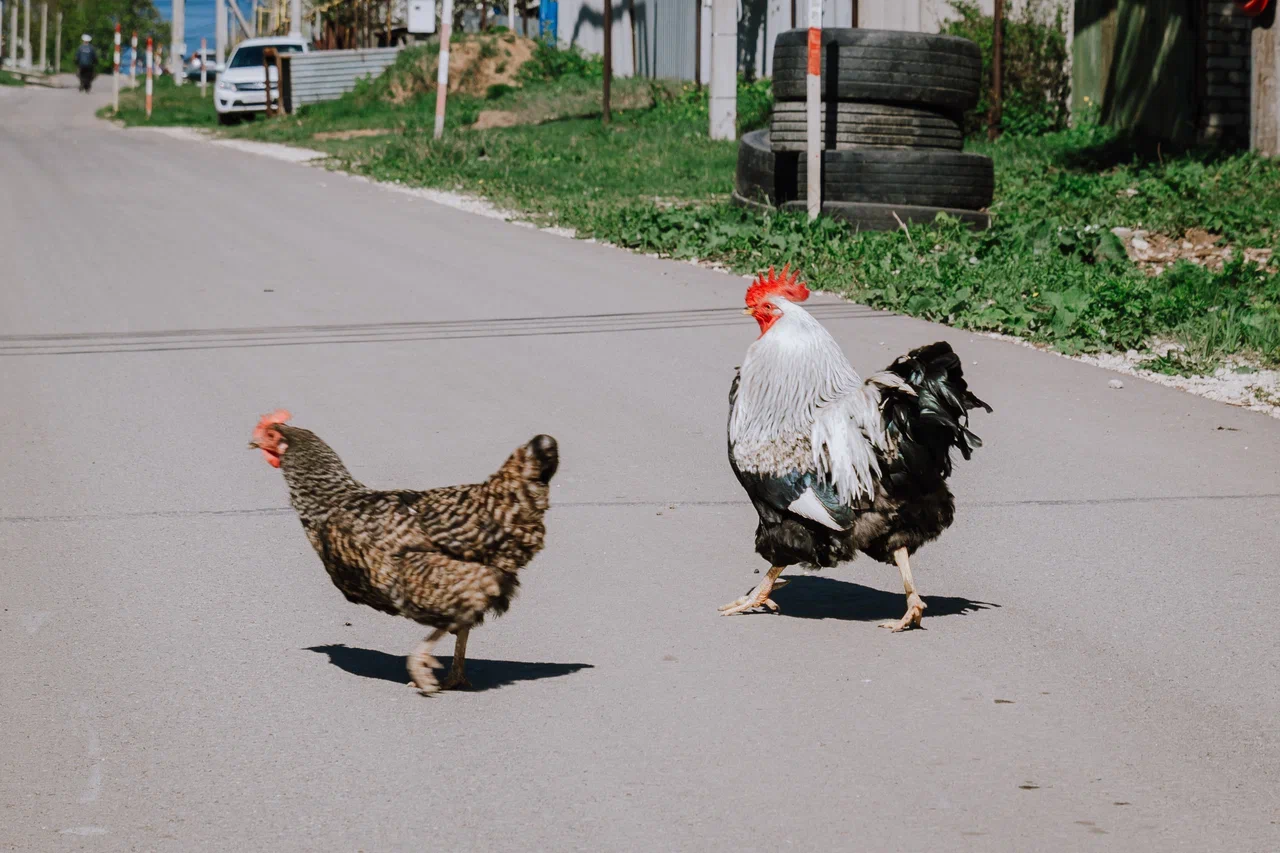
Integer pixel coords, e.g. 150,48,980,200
770,576,999,622
305,643,593,692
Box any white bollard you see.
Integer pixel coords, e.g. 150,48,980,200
199,36,206,92
130,32,136,81
113,24,120,112
145,36,152,118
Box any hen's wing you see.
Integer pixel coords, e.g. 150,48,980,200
728,369,858,531
391,550,511,629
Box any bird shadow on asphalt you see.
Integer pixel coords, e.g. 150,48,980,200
304,644,593,692
769,576,999,622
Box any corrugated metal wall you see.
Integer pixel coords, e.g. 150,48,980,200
286,47,402,107
555,0,1034,80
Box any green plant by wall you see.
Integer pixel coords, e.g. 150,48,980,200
941,0,1070,138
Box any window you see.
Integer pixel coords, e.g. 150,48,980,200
227,44,304,68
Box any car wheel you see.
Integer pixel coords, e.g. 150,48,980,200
217,113,240,126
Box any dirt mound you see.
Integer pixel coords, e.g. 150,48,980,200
385,34,536,105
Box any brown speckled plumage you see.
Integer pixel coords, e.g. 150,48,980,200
260,420,558,692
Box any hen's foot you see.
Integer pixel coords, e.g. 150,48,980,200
718,572,789,616
879,592,926,632
407,629,447,695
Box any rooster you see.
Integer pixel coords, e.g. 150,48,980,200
722,267,990,629
250,411,558,694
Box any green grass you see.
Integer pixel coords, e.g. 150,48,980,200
98,47,1280,369
0,70,26,86
101,75,220,126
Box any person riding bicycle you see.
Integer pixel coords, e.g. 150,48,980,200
75,35,98,93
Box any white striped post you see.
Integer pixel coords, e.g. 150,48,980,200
433,0,454,140
130,32,136,81
805,0,821,221
113,23,120,112
199,36,206,92
145,36,153,118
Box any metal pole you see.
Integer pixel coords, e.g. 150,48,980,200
200,36,207,91
37,1,43,69
130,32,136,80
113,24,120,111
433,0,453,139
805,0,820,220
53,10,59,73
987,0,1003,141
602,0,611,123
145,36,152,117
694,0,701,88
708,0,734,140
172,0,183,84
214,0,224,75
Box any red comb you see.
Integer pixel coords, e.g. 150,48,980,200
745,264,809,307
253,409,291,443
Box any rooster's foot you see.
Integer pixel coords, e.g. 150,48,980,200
879,593,926,632
718,570,788,616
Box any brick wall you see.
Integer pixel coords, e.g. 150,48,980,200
1201,1,1252,144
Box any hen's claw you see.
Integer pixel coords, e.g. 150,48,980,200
719,568,788,616
879,592,926,632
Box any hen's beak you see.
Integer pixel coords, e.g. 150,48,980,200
247,441,260,450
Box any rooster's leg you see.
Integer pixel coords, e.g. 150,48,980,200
880,547,927,632
719,565,788,615
440,628,472,690
407,628,447,695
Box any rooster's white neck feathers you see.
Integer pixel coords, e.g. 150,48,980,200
729,299,887,502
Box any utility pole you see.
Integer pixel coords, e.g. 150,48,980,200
602,0,611,122
172,0,184,84
1253,6,1279,156
37,1,43,70
7,3,14,68
433,0,454,138
290,0,300,36
708,0,734,139
21,0,28,67
54,10,59,73
804,0,820,219
988,0,1003,140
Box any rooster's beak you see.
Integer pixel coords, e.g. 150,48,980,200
741,307,752,315
247,441,260,449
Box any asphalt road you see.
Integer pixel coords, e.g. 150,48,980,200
3,84,1279,853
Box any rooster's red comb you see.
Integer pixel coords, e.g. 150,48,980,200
253,409,291,442
745,264,809,307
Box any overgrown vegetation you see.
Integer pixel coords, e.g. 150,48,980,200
102,75,219,126
941,0,1071,138
0,70,25,86
101,41,1280,370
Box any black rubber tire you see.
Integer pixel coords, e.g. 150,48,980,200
797,149,993,209
217,112,241,126
776,199,990,231
735,129,778,205
770,101,964,151
771,28,981,112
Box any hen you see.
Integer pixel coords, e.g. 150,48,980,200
723,267,991,629
250,411,558,693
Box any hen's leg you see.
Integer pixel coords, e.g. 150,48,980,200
719,565,788,615
880,547,926,632
440,627,472,690
407,628,447,695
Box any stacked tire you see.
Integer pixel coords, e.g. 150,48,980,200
734,28,993,230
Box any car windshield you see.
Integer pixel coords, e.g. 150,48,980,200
228,44,302,68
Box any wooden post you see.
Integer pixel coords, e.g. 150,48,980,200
434,0,454,138
602,0,612,123
262,45,277,115
694,0,701,88
988,0,1003,141
850,0,857,28
1253,6,1279,157
200,36,207,92
805,0,820,219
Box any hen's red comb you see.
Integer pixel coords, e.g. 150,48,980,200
253,409,291,443
745,264,809,307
